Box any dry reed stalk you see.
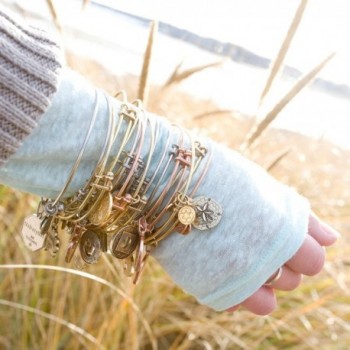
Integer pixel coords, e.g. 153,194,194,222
0,263,158,349
241,52,335,151
251,290,339,348
138,21,158,106
0,299,101,348
46,0,62,32
128,305,140,350
266,148,291,172
2,6,350,348
259,0,308,106
169,334,187,350
192,109,233,119
82,0,90,11
164,60,223,87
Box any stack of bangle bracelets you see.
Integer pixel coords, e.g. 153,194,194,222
21,91,223,283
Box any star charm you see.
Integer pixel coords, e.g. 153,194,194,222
192,196,223,231
195,200,214,223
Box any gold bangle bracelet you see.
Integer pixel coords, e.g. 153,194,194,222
21,90,222,282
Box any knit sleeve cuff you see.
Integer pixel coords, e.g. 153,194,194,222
0,6,63,165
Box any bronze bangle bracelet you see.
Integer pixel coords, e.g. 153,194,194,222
144,137,210,244
22,89,221,283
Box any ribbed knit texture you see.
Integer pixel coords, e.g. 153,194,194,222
0,6,62,165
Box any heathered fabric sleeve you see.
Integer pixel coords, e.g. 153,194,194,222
0,69,310,310
0,6,62,165
0,7,311,310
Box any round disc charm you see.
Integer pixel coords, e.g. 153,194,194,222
88,193,113,226
79,230,101,264
21,214,46,251
110,225,139,259
178,205,196,225
192,196,223,230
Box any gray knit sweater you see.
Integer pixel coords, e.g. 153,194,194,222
0,7,62,165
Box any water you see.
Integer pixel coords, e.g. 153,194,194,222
9,0,350,148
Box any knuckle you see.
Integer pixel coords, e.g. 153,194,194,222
285,273,303,290
306,247,326,276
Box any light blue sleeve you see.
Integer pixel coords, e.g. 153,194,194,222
0,68,310,311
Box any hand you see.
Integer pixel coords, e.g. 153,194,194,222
227,212,340,315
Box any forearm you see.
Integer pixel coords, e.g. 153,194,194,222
0,6,310,311
0,68,310,310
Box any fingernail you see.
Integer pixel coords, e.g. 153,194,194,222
321,222,341,239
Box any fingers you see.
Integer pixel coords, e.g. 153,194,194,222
286,213,340,275
226,287,277,315
267,265,302,291
241,286,276,315
286,234,325,276
227,214,339,316
308,212,340,246
226,267,301,315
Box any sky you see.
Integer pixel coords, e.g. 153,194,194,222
91,0,350,148
96,0,350,85
5,0,350,148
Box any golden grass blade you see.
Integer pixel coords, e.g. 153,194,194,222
0,263,130,299
46,0,62,32
164,61,224,87
192,109,233,120
266,148,291,172
165,60,184,85
0,299,102,348
82,0,90,11
0,264,158,350
259,0,308,106
138,21,158,106
241,52,335,151
251,291,339,348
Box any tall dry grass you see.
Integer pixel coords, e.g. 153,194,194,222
241,52,335,152
164,60,224,88
258,0,308,106
138,20,158,106
1,1,350,350
45,0,62,31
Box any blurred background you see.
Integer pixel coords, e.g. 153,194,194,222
0,0,349,349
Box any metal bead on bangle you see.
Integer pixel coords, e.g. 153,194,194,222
264,266,283,286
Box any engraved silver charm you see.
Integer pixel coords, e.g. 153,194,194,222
79,230,101,264
110,225,139,259
21,214,46,251
192,196,222,230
